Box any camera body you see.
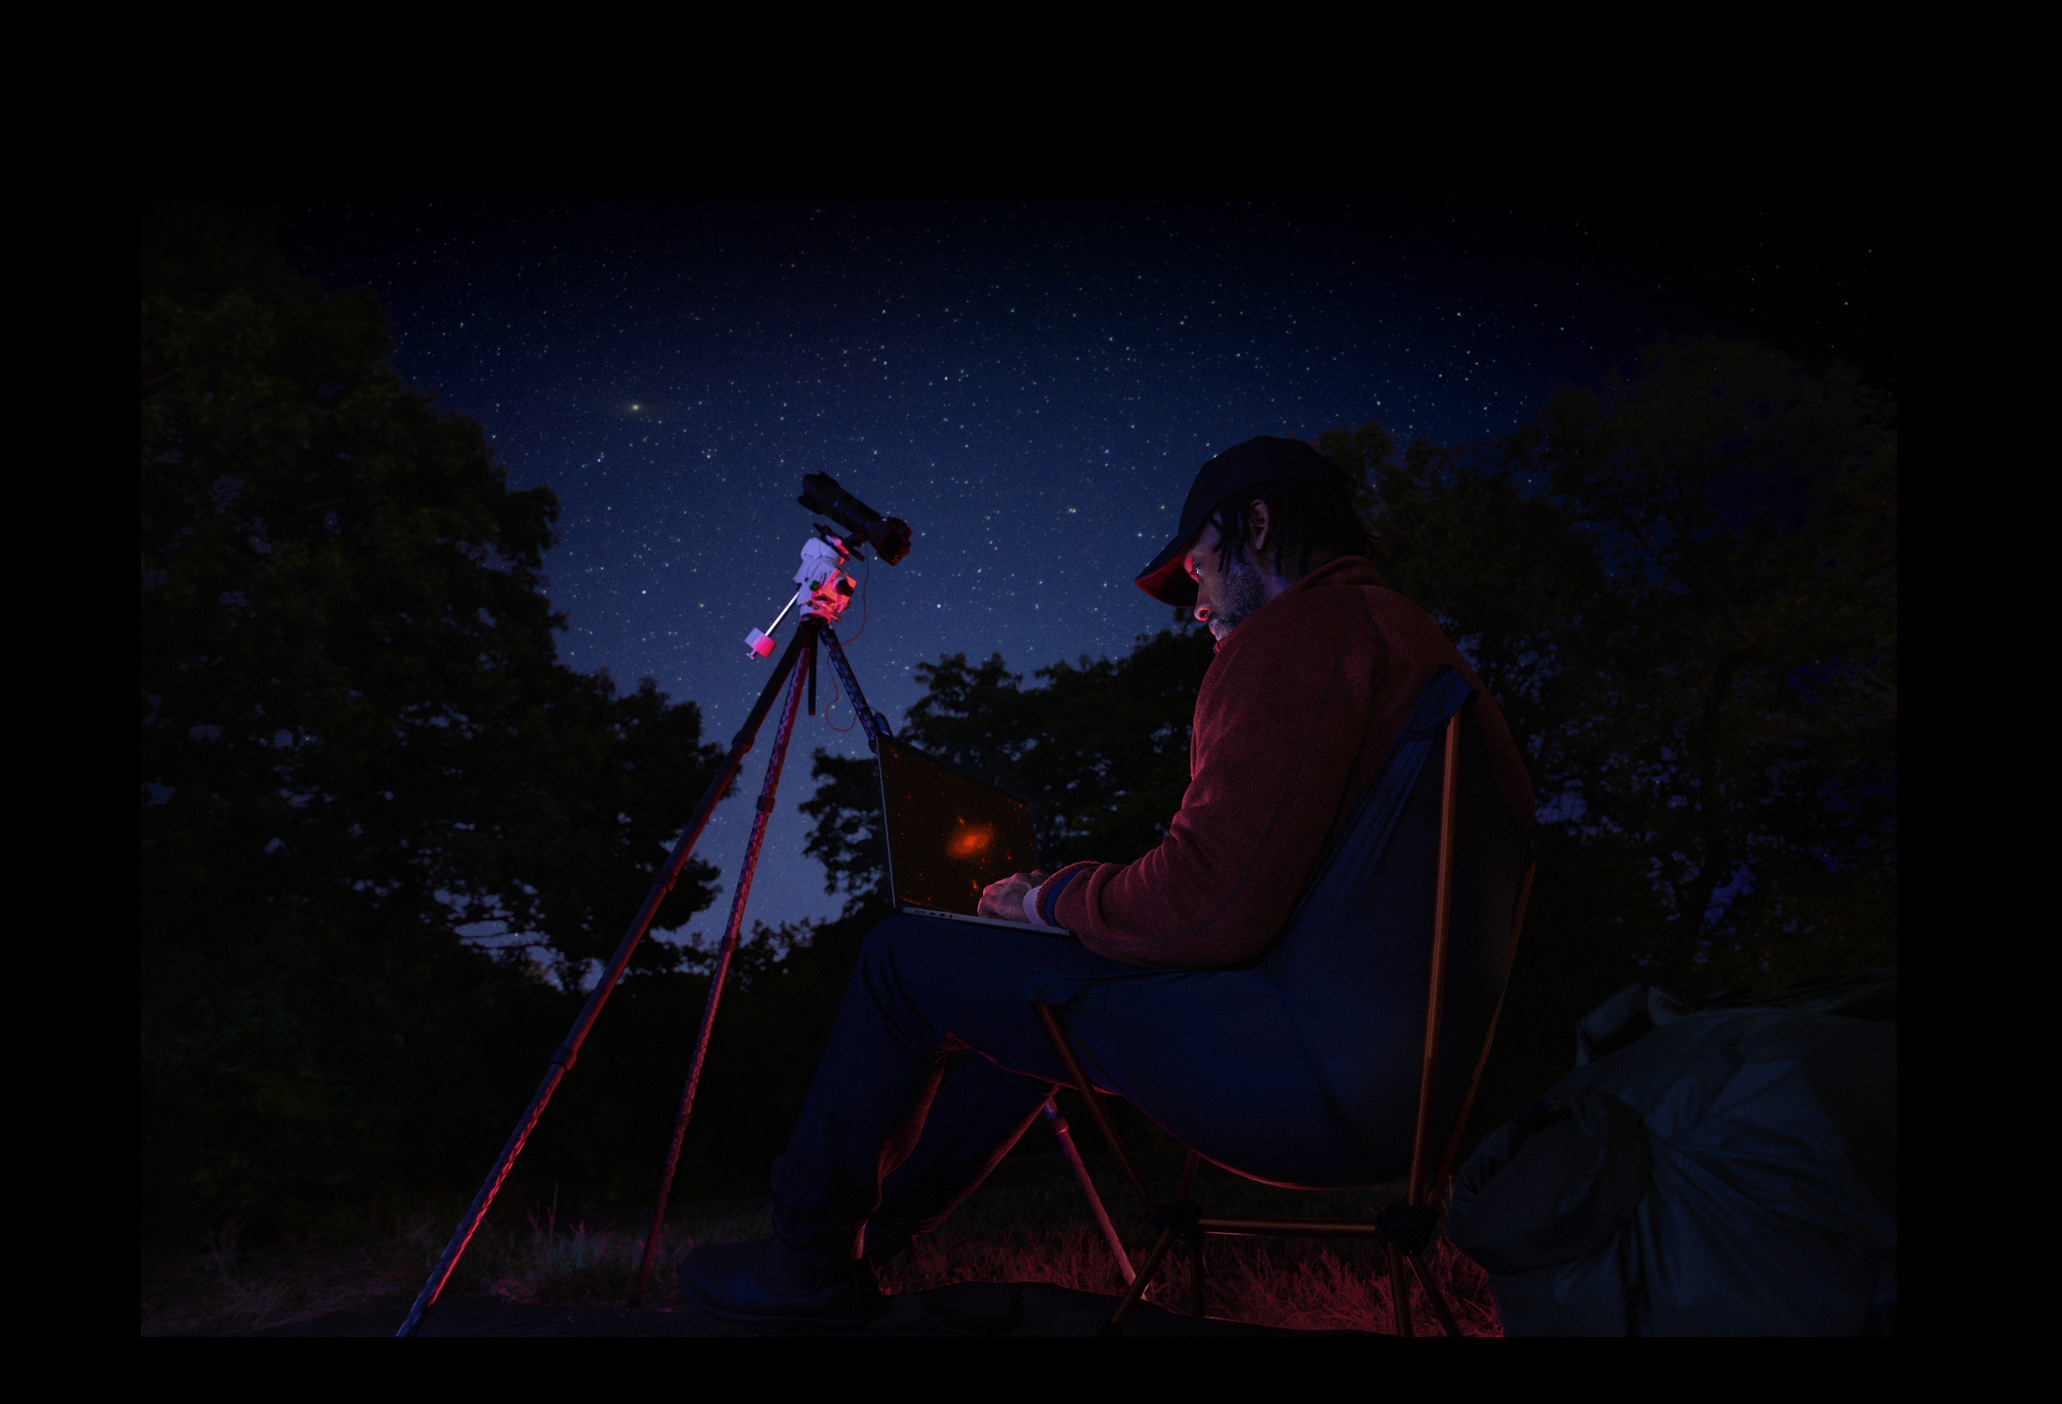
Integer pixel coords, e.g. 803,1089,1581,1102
798,472,911,565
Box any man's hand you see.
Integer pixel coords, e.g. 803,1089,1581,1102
978,870,1052,922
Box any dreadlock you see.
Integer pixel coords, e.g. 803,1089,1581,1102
1208,472,1372,578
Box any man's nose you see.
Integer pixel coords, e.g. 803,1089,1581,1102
1192,604,1211,622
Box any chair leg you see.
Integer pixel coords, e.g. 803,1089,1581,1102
1042,1098,1135,1284
1176,1146,1204,1316
1386,1242,1415,1337
1033,1003,1157,1214
1408,1246,1463,1338
1103,1226,1179,1335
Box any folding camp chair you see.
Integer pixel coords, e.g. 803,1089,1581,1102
1035,675,1537,1336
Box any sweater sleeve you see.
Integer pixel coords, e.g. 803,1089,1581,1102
1034,593,1376,968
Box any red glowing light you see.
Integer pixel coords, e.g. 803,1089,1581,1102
946,823,995,859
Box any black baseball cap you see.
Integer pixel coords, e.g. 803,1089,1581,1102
1133,435,1356,607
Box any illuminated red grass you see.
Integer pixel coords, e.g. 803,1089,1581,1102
142,1202,1505,1335
874,1221,1504,1336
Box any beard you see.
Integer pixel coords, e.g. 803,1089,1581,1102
1207,552,1269,642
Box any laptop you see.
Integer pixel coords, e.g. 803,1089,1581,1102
876,737,1060,930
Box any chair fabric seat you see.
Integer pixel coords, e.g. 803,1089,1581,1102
1252,665,1532,1182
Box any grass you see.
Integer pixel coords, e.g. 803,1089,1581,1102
139,1199,735,1336
872,1163,1503,1335
142,1161,1502,1336
879,1220,1500,1335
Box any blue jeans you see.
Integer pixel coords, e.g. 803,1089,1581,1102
775,914,1382,1252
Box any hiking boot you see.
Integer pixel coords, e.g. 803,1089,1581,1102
678,1235,889,1331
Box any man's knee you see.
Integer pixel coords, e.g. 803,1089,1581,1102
860,913,925,965
855,914,953,995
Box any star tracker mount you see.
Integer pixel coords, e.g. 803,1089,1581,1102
744,474,908,659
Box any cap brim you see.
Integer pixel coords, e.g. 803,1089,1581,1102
1134,532,1198,608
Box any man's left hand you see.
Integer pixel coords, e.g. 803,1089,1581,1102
978,870,1052,922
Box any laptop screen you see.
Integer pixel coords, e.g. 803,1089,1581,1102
877,739,1040,916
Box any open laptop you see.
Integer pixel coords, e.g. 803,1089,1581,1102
877,737,1059,930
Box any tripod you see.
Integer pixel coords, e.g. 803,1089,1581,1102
397,546,1127,1336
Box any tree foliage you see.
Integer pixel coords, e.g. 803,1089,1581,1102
1320,340,1897,1130
140,205,728,1239
1326,337,1896,999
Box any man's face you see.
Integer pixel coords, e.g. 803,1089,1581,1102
1184,516,1268,643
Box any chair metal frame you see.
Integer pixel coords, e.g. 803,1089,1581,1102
1034,708,1536,1336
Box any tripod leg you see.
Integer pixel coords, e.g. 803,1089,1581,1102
630,654,811,1309
821,629,890,750
396,622,821,1338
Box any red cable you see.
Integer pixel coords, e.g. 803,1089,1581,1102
823,657,856,733
820,552,869,733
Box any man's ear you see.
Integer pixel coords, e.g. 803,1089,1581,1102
1247,499,1272,558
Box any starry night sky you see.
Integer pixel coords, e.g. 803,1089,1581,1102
276,200,1894,937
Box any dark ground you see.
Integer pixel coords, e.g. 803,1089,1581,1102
155,1141,1423,1338
250,1281,1376,1337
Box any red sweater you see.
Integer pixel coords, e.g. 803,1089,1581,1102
1034,559,1535,968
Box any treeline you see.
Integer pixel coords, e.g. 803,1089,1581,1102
141,205,1893,1250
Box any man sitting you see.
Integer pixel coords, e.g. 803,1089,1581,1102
681,435,1536,1327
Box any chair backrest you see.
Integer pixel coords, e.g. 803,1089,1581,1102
1263,667,1532,1184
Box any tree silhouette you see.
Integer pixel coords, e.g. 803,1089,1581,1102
141,204,727,1238
1334,336,1896,1004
